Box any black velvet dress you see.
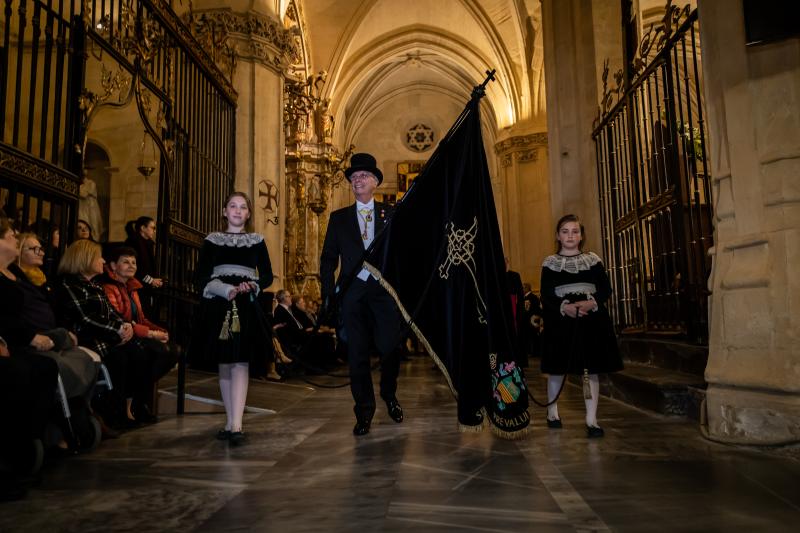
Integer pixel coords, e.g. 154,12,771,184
539,252,623,375
190,232,274,370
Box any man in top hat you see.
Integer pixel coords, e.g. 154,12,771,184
320,152,403,436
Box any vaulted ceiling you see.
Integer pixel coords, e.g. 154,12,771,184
289,0,544,147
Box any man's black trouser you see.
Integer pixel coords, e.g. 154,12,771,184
341,276,402,421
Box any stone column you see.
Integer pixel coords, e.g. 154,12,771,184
494,133,551,287
541,0,602,251
699,0,800,444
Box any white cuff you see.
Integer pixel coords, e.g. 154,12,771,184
586,294,599,312
559,299,570,316
203,279,236,299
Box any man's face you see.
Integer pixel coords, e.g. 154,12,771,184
350,171,378,197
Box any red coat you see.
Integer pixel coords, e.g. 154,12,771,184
101,267,165,339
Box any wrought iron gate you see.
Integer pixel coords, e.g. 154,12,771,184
2,0,237,410
592,6,712,343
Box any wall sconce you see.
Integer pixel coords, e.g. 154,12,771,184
137,131,157,177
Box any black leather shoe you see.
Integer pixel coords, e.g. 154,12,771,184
546,418,563,429
216,429,232,441
586,425,605,438
385,399,403,423
353,418,371,436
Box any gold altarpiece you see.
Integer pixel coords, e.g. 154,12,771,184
283,72,352,300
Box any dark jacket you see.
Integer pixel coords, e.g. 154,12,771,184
0,273,38,349
125,233,158,285
55,273,127,359
319,202,392,303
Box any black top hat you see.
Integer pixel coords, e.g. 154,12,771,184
344,153,383,186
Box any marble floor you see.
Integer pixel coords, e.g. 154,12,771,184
2,358,799,532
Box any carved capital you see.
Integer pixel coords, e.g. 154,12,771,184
494,133,548,156
516,149,538,163
186,9,301,74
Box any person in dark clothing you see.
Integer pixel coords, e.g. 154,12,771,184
124,216,162,315
522,282,543,359
55,239,152,429
505,257,527,368
1,233,98,402
100,246,179,423
540,214,623,438
320,153,403,436
0,218,59,500
190,192,274,446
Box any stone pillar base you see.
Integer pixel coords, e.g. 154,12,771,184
705,385,800,445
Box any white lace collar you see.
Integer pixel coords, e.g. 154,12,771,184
206,232,264,247
542,252,601,273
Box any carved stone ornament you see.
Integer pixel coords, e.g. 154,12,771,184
516,149,538,163
185,9,301,74
0,144,79,197
494,133,548,155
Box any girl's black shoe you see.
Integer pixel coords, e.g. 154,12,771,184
229,431,246,446
546,418,562,429
216,429,232,440
586,425,605,438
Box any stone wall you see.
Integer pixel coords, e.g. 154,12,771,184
699,0,800,445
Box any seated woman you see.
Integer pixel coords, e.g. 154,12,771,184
75,219,94,241
0,231,97,402
99,246,178,422
54,239,151,428
0,219,59,484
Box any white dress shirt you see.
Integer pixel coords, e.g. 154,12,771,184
355,198,375,281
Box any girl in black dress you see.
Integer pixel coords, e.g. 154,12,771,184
192,192,273,445
540,214,623,437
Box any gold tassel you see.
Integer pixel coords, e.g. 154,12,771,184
583,368,593,399
219,310,231,340
230,301,241,333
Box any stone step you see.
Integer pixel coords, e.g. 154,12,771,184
569,363,707,417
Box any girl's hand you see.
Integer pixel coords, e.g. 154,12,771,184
227,286,239,301
576,300,597,316
237,281,257,294
563,303,579,318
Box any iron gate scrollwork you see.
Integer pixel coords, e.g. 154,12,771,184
592,6,712,343
2,0,237,412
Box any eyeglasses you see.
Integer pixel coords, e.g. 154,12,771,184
24,246,45,255
350,174,374,182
